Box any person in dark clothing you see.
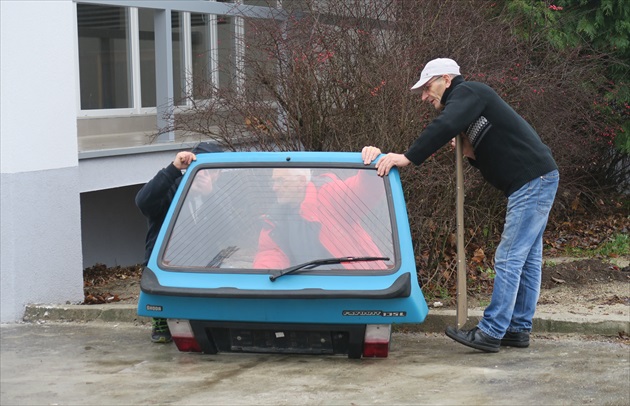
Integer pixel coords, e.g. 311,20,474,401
362,58,559,353
135,141,222,343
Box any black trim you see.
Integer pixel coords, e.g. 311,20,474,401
140,266,411,299
189,320,366,358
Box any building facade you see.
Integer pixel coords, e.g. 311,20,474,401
0,0,283,322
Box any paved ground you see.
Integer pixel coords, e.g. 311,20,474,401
1,322,629,405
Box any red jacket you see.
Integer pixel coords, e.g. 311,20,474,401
253,172,387,270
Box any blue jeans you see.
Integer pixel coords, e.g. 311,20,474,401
477,170,559,339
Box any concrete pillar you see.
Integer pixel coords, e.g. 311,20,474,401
1,0,84,322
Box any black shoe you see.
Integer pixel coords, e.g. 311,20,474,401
445,326,501,353
151,318,172,344
501,331,530,348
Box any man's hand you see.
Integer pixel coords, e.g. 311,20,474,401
375,153,410,177
173,151,197,170
361,146,382,165
451,135,476,160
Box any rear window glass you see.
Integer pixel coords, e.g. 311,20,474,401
161,166,395,272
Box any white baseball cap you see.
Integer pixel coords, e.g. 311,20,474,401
410,58,461,92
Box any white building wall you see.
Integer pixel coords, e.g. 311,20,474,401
1,0,84,322
77,149,191,268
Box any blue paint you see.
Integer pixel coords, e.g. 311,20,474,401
138,152,428,325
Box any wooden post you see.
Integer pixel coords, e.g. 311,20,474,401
456,135,468,329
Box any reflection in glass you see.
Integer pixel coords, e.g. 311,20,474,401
162,167,394,272
78,4,131,109
191,1,237,97
137,9,186,107
191,13,212,99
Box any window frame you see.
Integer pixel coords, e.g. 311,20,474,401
75,0,283,118
158,162,399,275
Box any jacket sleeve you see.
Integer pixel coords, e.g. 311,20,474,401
404,85,486,166
135,163,182,219
330,170,382,210
252,223,290,269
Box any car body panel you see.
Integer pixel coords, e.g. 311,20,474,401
138,151,428,327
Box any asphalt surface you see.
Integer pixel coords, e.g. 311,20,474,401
1,322,629,405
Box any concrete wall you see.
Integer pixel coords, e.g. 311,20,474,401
1,0,84,322
78,150,185,269
80,184,148,268
1,170,84,321
79,149,181,192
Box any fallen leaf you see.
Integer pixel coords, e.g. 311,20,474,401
551,277,566,284
472,248,485,264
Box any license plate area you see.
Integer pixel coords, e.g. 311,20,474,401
190,321,366,357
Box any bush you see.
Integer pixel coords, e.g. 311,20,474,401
158,0,628,299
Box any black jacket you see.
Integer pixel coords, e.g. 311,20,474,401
135,163,183,265
404,76,557,197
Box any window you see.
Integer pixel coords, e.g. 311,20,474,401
137,8,156,108
78,4,131,110
161,166,395,272
137,8,188,108
190,12,238,98
77,1,249,114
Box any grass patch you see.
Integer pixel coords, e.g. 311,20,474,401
598,233,629,257
424,286,452,303
561,233,629,258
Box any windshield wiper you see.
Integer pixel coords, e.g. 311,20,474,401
206,246,238,268
269,256,390,282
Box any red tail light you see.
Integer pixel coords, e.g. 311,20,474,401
172,336,202,352
362,324,391,358
167,319,202,352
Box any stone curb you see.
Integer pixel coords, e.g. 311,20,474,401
23,304,629,336
23,304,151,325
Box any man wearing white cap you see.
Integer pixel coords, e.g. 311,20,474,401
362,58,559,353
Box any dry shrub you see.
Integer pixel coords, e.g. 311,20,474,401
158,0,626,300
